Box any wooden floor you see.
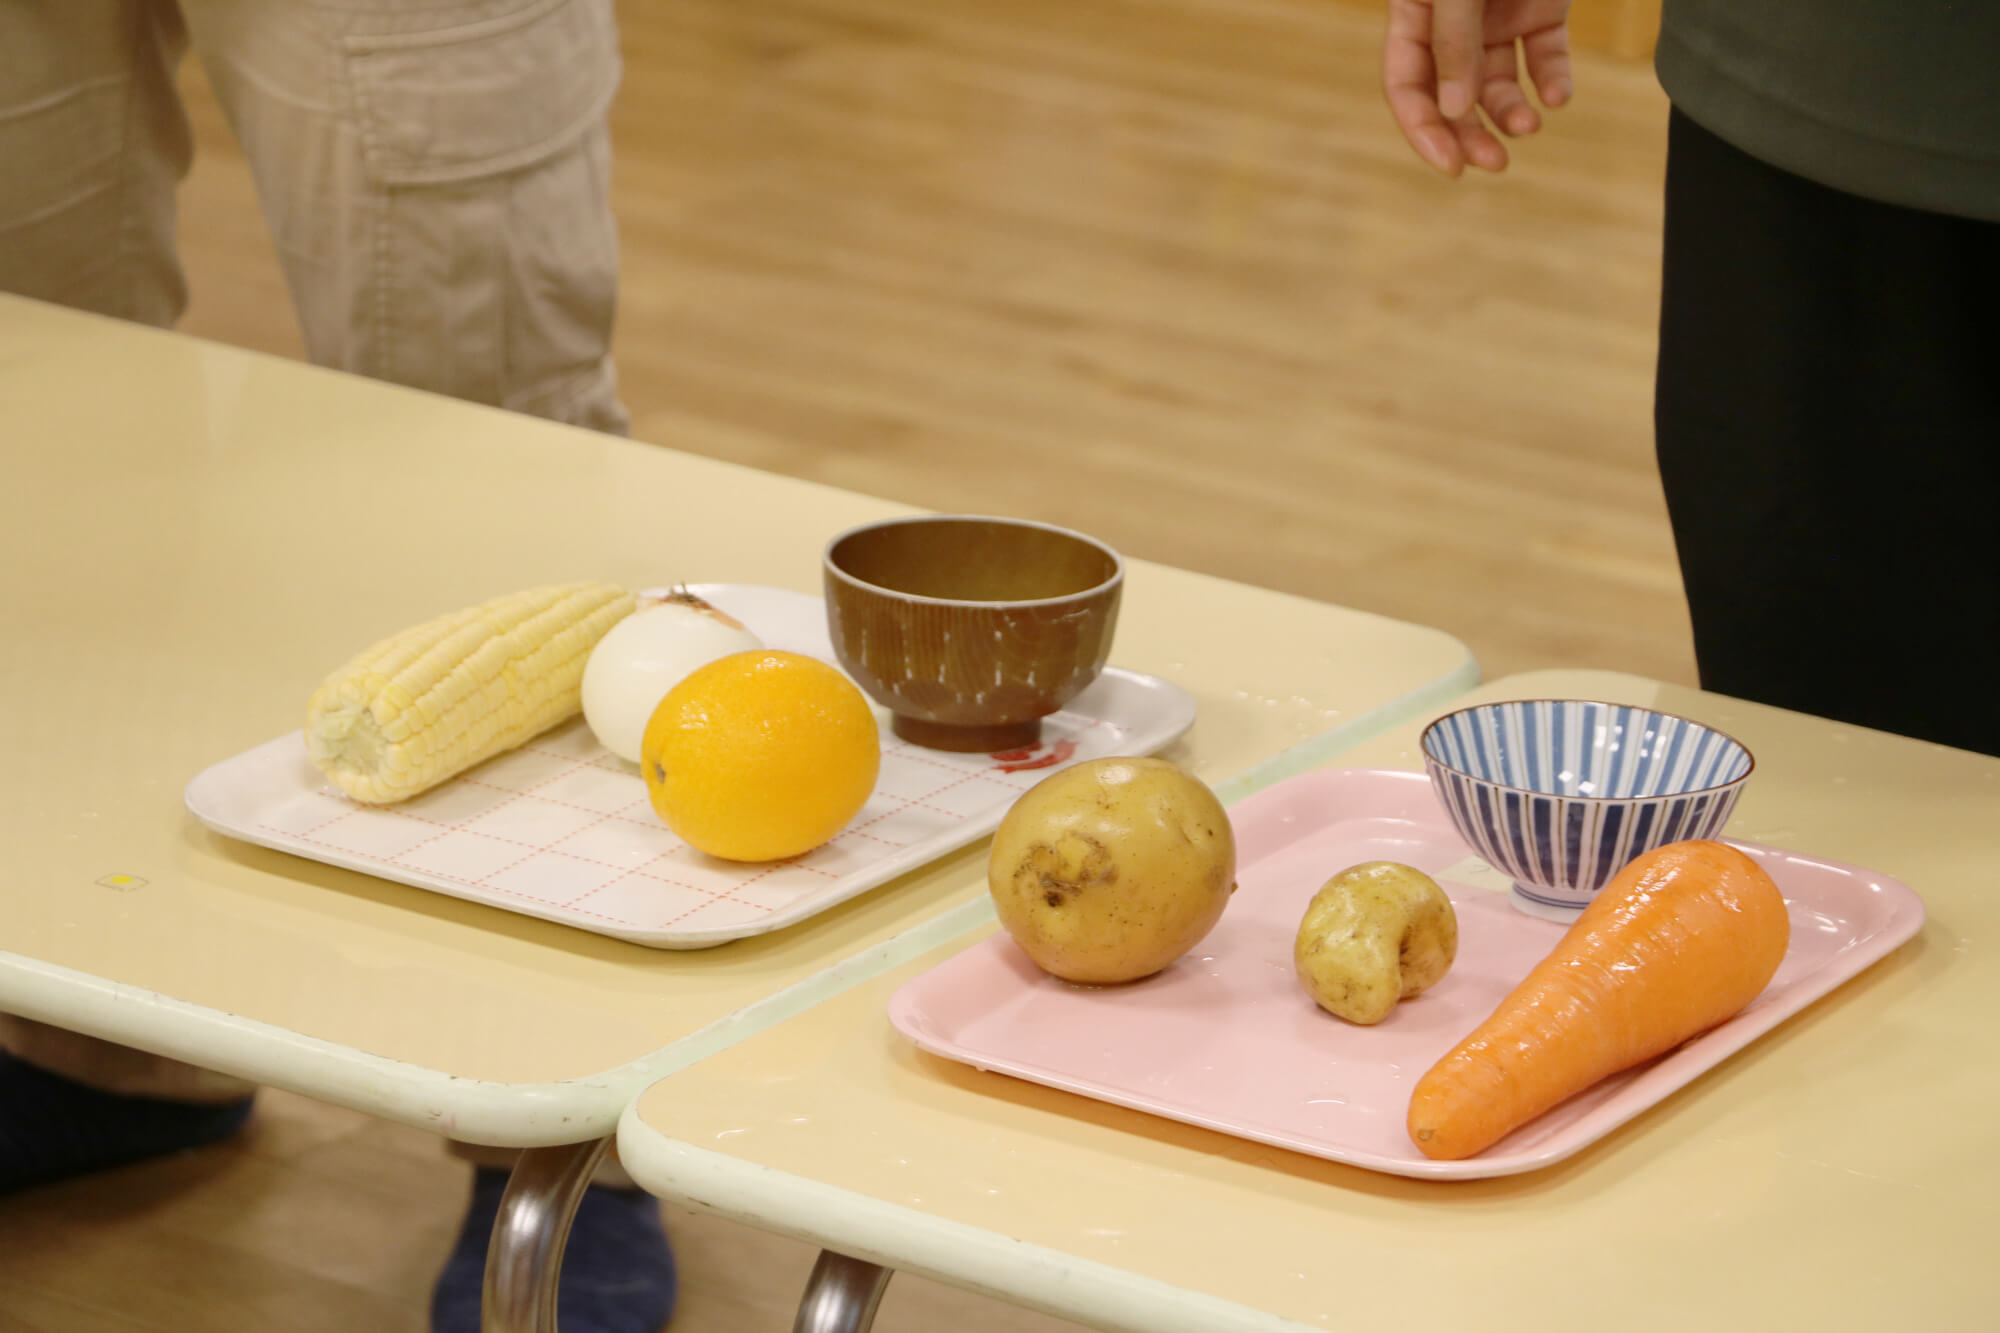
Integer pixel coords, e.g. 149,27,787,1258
0,1,1675,1328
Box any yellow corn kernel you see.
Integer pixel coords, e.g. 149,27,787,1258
306,582,638,804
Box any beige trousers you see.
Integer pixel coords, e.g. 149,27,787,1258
2,0,632,1179
0,0,628,431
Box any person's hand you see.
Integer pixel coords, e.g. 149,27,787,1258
1383,0,1574,176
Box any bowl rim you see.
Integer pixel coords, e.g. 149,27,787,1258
822,513,1125,609
1418,696,1757,802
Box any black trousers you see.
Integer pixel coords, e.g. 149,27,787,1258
1656,110,2000,758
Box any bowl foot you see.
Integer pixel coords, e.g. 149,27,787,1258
1509,884,1588,925
891,715,1043,754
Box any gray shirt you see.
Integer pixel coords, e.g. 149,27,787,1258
1656,1,2000,220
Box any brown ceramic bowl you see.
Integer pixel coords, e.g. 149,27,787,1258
823,515,1124,752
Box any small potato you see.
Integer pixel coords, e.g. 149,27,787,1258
1295,861,1458,1024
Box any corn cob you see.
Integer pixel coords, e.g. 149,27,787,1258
306,582,638,804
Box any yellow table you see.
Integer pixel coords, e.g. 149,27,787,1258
0,294,1476,1328
618,669,1999,1331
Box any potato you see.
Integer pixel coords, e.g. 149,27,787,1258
988,756,1236,984
1294,861,1458,1024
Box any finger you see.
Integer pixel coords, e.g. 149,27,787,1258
1478,38,1540,137
1382,4,1465,175
1429,0,1486,121
1520,22,1575,108
1452,110,1511,173
1386,83,1467,175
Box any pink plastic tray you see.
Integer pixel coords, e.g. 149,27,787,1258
888,767,1926,1179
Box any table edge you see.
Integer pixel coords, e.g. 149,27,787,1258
0,894,985,1145
614,1109,1315,1333
0,656,1479,1141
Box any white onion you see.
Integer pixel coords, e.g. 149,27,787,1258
581,596,763,763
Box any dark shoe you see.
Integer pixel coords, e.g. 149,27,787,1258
0,1051,254,1195
431,1165,678,1333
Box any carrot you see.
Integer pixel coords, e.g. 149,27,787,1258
1407,839,1789,1161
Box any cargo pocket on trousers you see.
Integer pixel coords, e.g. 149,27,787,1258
329,0,623,423
342,0,618,187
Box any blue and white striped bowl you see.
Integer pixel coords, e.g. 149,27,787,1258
1420,699,1755,921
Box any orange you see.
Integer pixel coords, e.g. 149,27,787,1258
640,650,881,862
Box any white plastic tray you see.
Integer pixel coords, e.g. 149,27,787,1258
186,584,1196,949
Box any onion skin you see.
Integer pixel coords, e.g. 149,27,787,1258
581,593,762,763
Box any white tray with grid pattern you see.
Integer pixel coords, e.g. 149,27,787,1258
185,584,1196,949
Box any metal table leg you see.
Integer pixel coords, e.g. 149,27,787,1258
792,1250,894,1333
481,1137,614,1333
